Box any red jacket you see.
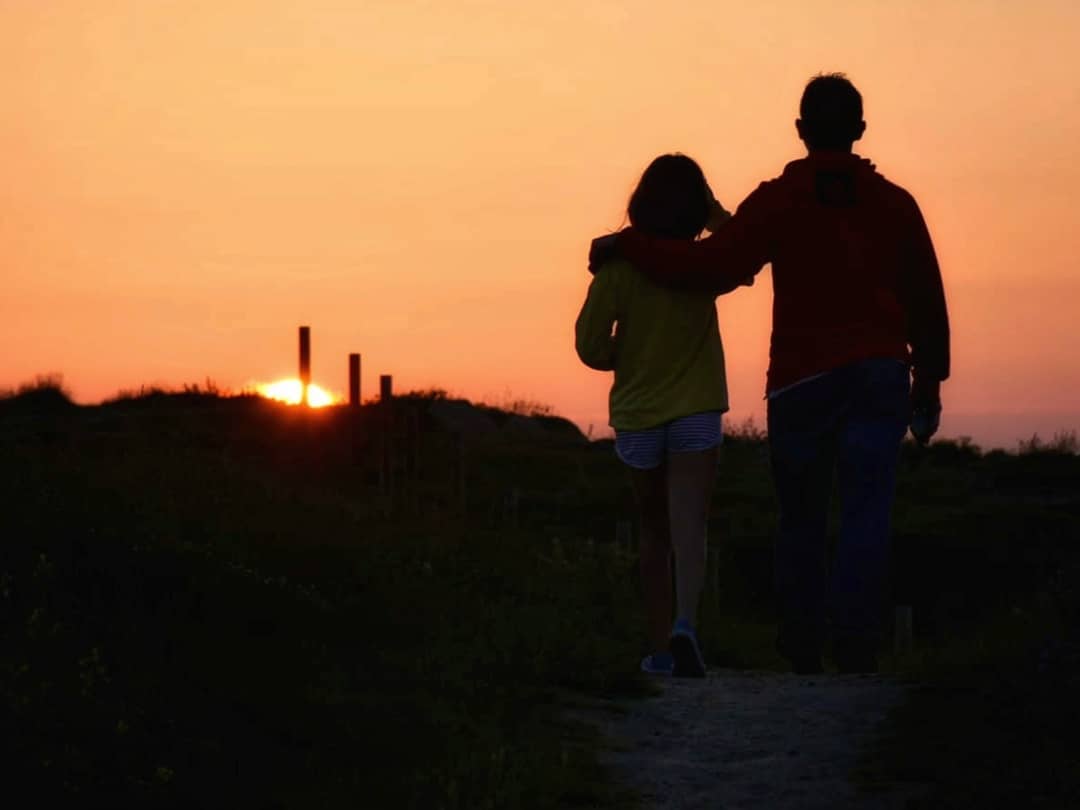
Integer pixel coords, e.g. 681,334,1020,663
615,152,950,394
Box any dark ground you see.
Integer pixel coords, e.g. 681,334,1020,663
2,384,1078,808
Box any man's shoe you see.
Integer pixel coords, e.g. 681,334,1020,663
669,619,706,678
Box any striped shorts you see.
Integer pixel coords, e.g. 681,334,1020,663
614,411,724,470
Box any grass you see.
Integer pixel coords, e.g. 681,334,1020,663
1,388,659,808
2,381,1079,807
857,588,1080,809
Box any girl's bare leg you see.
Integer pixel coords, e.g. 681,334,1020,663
630,464,672,654
666,447,719,626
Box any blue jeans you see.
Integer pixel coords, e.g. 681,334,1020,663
767,358,909,652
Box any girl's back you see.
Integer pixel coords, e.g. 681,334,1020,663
576,257,728,430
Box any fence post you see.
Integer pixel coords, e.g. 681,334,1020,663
348,353,361,409
349,354,363,464
378,375,394,515
298,326,311,407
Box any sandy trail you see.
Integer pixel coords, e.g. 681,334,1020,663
588,669,919,810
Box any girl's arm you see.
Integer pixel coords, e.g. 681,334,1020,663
574,265,619,371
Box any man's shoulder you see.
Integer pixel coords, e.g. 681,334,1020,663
871,175,926,227
747,170,788,197
867,167,919,207
735,172,788,215
744,157,843,205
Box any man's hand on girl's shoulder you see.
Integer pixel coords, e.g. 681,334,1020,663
588,232,623,274
704,199,732,234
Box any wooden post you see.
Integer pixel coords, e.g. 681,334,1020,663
894,605,914,657
379,385,394,515
348,353,361,409
298,326,311,407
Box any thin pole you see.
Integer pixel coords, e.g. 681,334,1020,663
348,353,361,409
380,378,394,515
298,326,311,407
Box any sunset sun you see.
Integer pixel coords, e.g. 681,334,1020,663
255,379,339,408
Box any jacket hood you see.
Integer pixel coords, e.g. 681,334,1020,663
778,152,882,203
781,152,879,181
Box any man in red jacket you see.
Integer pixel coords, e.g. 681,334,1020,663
589,73,950,674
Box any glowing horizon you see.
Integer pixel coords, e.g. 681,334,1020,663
254,379,340,408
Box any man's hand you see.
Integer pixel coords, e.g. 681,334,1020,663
910,376,942,446
704,198,732,234
588,233,621,274
910,404,941,446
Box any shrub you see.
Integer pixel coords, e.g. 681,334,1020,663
1018,430,1079,456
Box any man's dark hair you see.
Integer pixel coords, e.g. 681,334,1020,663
799,73,864,150
628,154,710,240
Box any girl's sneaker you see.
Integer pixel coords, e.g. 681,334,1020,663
640,652,674,675
670,619,706,677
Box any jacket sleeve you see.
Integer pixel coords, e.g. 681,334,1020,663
575,265,619,371
901,199,950,381
614,183,775,293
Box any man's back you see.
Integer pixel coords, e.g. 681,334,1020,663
741,151,949,392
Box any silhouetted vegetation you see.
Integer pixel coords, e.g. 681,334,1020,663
0,373,74,413
1,382,1078,807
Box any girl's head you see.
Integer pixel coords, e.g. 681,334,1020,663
628,154,712,240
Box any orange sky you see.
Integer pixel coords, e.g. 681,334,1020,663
3,1,1079,448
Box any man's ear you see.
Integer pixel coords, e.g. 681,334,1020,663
853,120,866,142
795,118,806,142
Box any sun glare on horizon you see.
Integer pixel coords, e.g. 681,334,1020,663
255,379,339,408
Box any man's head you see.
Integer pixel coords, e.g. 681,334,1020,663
796,73,865,152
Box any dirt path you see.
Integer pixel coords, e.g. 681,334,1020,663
588,669,919,810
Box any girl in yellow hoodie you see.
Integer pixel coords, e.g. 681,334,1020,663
576,154,744,677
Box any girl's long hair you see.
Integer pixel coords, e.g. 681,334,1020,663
627,154,711,240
